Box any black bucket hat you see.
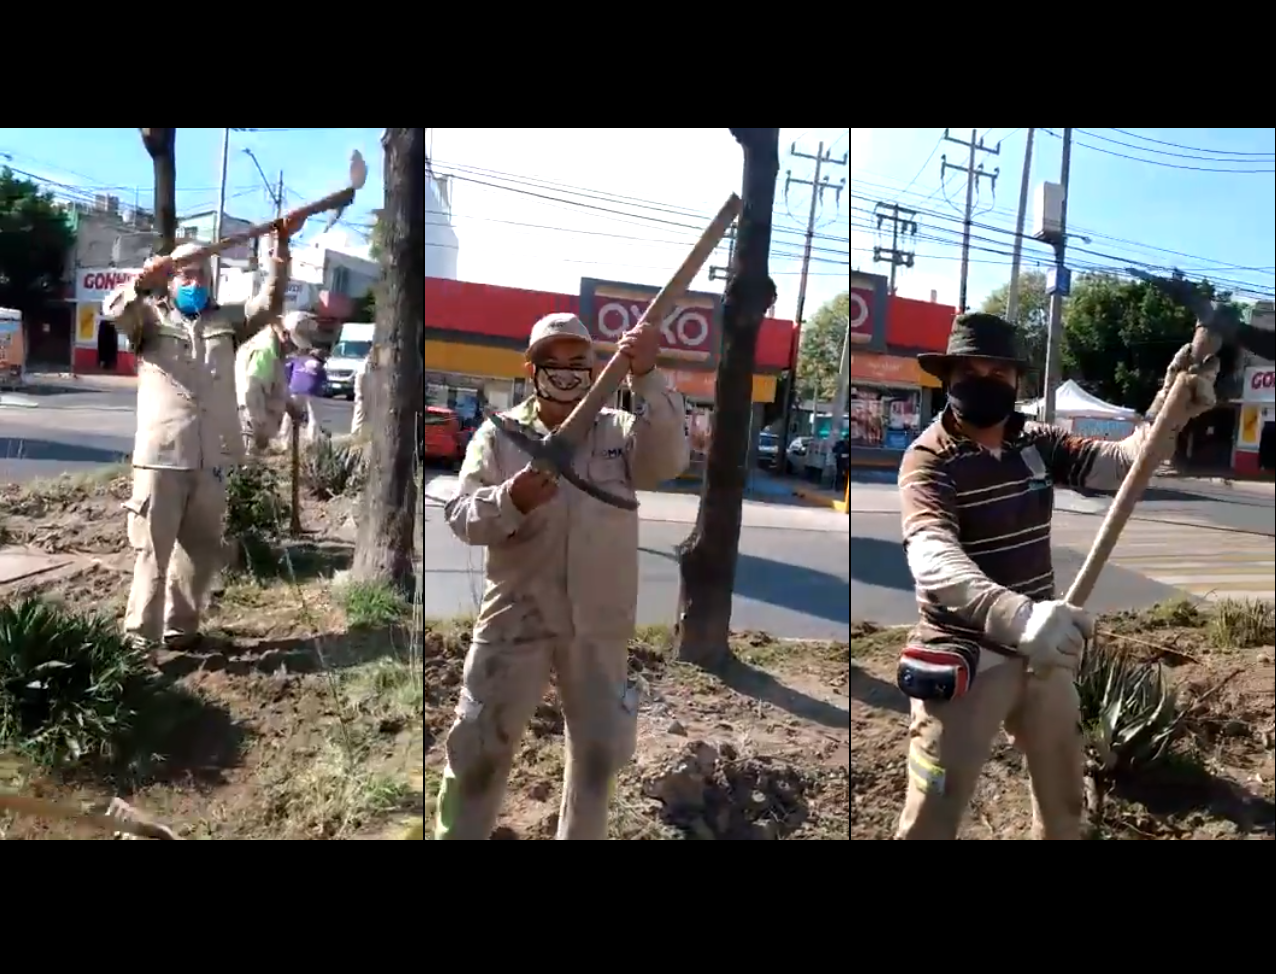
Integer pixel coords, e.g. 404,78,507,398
917,312,1030,380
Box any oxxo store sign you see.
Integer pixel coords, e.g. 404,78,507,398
1244,366,1276,403
579,277,721,369
848,271,888,351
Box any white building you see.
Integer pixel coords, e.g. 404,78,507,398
424,169,459,280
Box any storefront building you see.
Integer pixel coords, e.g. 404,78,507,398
848,270,954,468
1233,364,1276,476
72,268,352,376
422,276,795,476
74,267,140,375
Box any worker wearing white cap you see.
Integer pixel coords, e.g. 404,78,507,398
236,309,319,454
434,311,690,840
101,218,300,652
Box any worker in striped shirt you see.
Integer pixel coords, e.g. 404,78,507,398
894,312,1219,840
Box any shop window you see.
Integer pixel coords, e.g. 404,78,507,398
849,385,920,450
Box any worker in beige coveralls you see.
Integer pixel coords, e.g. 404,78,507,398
435,312,690,840
101,219,300,652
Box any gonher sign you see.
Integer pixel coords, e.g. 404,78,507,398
1244,366,1276,403
579,278,721,368
849,284,874,345
76,268,140,303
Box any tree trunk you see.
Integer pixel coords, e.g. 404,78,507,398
138,128,177,254
352,128,425,594
673,128,780,667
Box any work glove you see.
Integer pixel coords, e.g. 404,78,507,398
1146,342,1220,424
1012,600,1094,674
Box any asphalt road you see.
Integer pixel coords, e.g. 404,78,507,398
415,483,851,639
1,388,353,483
849,476,1274,626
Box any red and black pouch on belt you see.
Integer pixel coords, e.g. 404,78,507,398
896,641,980,702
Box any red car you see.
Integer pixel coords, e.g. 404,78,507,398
422,406,464,468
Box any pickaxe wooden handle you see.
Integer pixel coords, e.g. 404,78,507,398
167,150,368,268
0,791,180,840
553,194,743,447
1064,322,1220,606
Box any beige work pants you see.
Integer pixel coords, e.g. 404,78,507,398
123,466,228,644
433,636,640,840
895,660,1084,840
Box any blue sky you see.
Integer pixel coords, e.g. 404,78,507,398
849,127,1275,309
0,127,851,319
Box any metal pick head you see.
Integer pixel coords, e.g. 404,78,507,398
349,150,368,191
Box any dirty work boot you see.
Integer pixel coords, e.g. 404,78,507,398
163,631,205,652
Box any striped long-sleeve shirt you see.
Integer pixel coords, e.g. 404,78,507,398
898,409,1164,667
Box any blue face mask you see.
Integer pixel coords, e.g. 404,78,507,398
173,284,209,316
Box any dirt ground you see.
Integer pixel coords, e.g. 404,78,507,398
851,611,1276,840
0,466,849,840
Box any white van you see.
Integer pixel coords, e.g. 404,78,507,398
324,322,374,399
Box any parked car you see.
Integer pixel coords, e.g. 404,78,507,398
757,430,780,469
785,436,808,475
422,406,464,469
324,322,374,400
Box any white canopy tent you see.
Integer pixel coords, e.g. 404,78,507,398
1020,380,1140,421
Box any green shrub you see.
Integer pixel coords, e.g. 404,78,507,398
0,597,187,770
225,462,289,570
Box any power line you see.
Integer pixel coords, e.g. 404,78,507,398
1109,128,1276,158
848,173,1275,276
428,157,849,245
1075,128,1275,163
1043,128,1275,173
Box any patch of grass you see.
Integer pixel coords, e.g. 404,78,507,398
0,463,131,516
263,733,418,839
849,622,908,659
1208,598,1275,649
342,658,423,727
338,579,411,629
0,596,200,772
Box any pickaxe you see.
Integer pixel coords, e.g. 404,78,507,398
165,150,368,269
0,791,180,840
1064,269,1255,606
486,194,744,510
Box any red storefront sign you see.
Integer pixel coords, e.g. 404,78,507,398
579,278,720,367
849,284,874,345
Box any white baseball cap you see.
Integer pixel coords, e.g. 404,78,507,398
526,313,592,361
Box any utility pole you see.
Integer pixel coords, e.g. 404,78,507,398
940,128,1000,312
871,201,918,295
211,126,230,299
708,222,737,283
1005,128,1036,323
1041,127,1073,426
777,139,847,466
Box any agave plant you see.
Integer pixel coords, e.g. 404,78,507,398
1077,639,1184,782
302,436,367,501
0,597,164,769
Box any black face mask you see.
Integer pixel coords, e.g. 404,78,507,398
948,375,1017,429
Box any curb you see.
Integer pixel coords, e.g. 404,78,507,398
792,485,844,510
0,396,40,409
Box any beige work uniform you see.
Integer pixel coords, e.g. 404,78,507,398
234,326,289,454
436,369,689,839
102,263,286,644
